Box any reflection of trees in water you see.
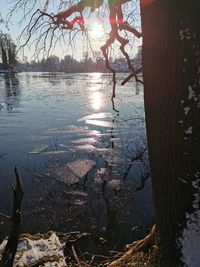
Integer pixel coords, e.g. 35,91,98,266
123,146,151,192
21,111,149,248
78,112,150,247
82,169,136,248
3,73,20,111
88,110,150,246
100,107,149,189
18,123,151,249
5,79,150,247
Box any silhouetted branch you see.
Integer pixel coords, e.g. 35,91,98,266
111,97,119,113
0,166,23,267
121,67,143,85
12,0,142,91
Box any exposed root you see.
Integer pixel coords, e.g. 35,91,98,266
132,224,156,252
108,225,156,267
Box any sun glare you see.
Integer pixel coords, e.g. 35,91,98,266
90,23,104,39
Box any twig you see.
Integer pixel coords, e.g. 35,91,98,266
0,213,11,220
72,245,81,266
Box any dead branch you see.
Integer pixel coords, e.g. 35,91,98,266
100,0,142,98
119,21,142,38
111,97,119,113
0,166,24,267
0,213,11,220
72,245,81,266
121,67,143,85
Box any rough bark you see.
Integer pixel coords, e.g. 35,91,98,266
141,0,200,265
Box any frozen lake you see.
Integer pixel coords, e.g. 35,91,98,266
0,72,154,249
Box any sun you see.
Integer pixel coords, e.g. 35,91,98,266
89,23,104,39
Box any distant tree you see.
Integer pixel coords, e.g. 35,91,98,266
0,42,8,66
0,32,17,68
45,55,60,71
83,55,94,72
7,40,17,65
60,55,75,72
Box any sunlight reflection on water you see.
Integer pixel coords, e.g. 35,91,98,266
90,91,103,111
0,72,154,249
88,73,104,111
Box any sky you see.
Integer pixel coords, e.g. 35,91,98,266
0,0,141,61
0,0,34,40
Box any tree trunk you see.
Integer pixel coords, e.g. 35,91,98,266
140,0,200,265
1,43,8,67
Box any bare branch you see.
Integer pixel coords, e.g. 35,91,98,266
0,213,11,220
121,67,143,85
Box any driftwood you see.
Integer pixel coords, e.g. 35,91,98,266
0,166,23,267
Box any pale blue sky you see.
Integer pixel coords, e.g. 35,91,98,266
0,0,35,37
0,0,141,61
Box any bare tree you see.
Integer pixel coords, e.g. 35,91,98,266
0,32,17,67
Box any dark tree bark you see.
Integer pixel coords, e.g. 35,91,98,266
141,0,200,265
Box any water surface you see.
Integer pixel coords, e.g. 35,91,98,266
0,72,154,249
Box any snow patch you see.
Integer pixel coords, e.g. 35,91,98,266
185,127,193,135
194,172,200,178
177,177,187,184
178,179,200,267
188,86,196,100
0,232,66,266
184,107,191,115
179,28,192,40
0,238,8,253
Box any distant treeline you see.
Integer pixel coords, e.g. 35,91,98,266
0,30,141,73
17,54,141,73
17,55,107,73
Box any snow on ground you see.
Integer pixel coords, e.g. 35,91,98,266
178,179,200,267
0,231,66,266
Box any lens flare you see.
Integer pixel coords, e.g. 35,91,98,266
90,23,104,39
